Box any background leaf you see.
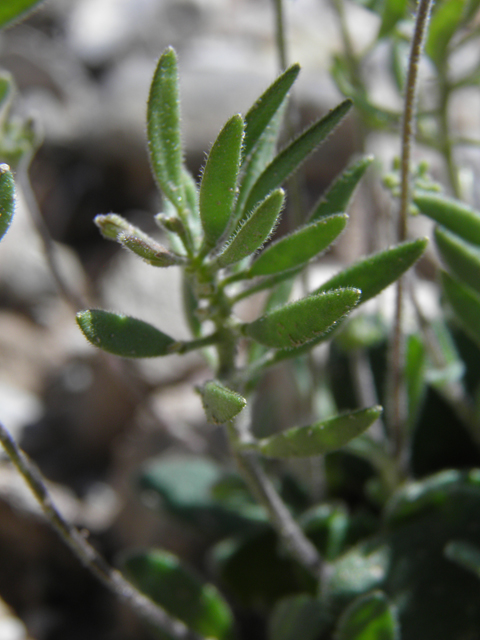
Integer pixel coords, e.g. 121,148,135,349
379,0,409,38
0,164,15,242
0,0,45,29
441,271,480,349
257,406,382,458
425,0,466,68
76,309,175,358
434,225,480,295
269,595,331,640
415,194,480,245
122,549,235,640
243,288,361,349
335,590,399,640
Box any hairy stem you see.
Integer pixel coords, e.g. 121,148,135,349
0,423,205,640
388,0,433,471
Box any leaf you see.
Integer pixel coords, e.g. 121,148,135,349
434,225,480,296
247,214,348,278
426,0,466,68
76,309,175,358
147,48,185,210
441,271,480,348
256,406,382,458
335,590,399,640
415,193,480,245
199,114,244,247
243,63,300,161
269,595,331,640
216,189,284,268
198,381,247,424
95,214,182,266
0,164,15,242
378,0,409,38
0,72,14,123
314,238,428,302
405,333,427,429
234,104,287,225
122,549,234,640
243,288,361,349
0,0,45,29
445,540,480,578
243,100,352,215
309,156,373,222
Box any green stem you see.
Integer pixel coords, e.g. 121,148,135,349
388,0,434,472
0,422,204,640
272,0,288,71
438,75,461,198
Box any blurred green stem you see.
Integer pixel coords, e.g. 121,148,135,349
388,0,434,473
438,75,461,198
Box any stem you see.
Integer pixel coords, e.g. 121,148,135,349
388,0,434,471
272,0,288,71
438,75,461,198
227,412,324,580
0,422,205,640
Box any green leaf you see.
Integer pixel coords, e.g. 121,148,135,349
243,100,352,215
415,194,480,245
441,271,480,348
216,189,284,268
405,333,427,429
0,72,14,123
445,540,480,578
198,381,247,424
147,48,185,210
0,164,15,242
378,0,409,38
76,309,175,358
247,214,348,278
434,225,480,296
0,0,45,29
243,288,361,349
256,406,382,458
243,63,300,161
309,156,373,222
314,238,428,302
122,549,234,640
200,114,244,247
269,595,331,640
426,0,466,68
335,590,399,640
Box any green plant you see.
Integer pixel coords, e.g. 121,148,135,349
4,0,480,638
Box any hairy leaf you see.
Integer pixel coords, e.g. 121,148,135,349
335,590,399,640
243,288,361,349
314,238,428,302
122,549,234,640
441,271,480,348
243,63,300,160
243,100,352,214
247,214,348,277
147,48,185,209
257,406,382,458
415,194,480,245
76,309,175,358
216,189,284,267
309,156,373,222
200,114,244,247
435,225,480,295
0,0,45,29
0,164,15,242
198,381,247,424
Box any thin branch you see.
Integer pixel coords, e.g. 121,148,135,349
226,408,325,581
0,422,205,640
388,0,434,471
